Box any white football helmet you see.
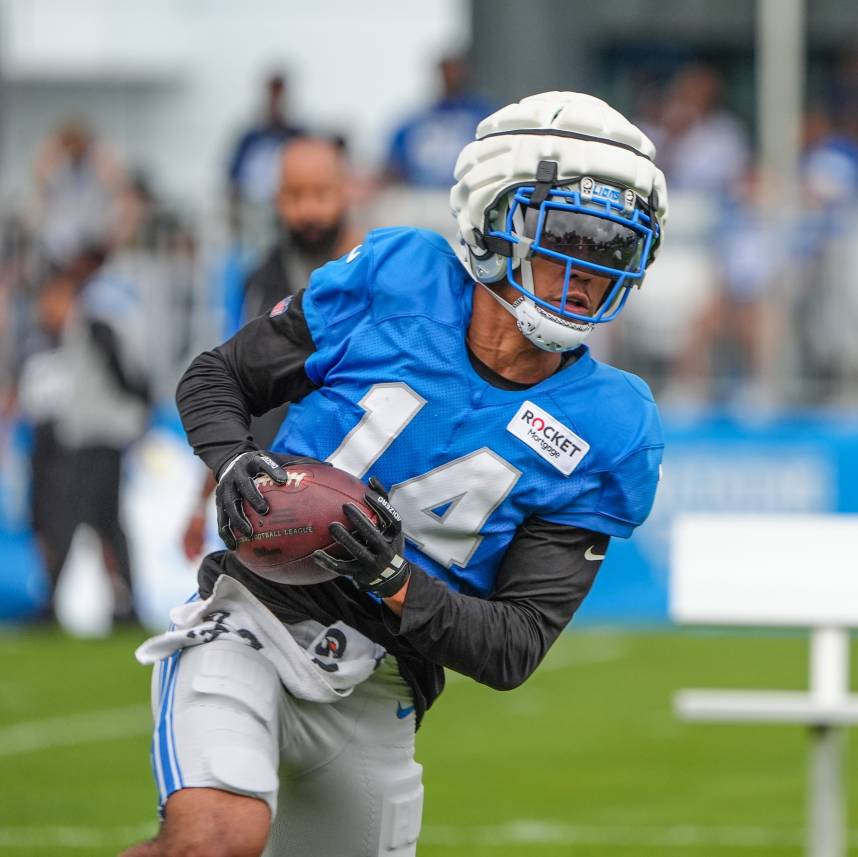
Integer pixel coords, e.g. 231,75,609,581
450,91,669,352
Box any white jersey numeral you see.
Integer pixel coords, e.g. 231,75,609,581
389,449,520,569
327,383,426,479
327,383,521,569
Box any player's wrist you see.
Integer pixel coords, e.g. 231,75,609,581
360,558,410,598
216,448,261,482
311,478,412,597
382,575,410,615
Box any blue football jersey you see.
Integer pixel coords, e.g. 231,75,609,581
271,227,663,598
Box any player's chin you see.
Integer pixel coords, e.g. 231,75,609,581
536,303,593,327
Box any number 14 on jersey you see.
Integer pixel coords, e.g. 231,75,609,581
327,383,520,569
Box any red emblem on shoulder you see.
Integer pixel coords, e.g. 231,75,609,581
270,295,293,318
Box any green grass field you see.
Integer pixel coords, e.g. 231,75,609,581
1,626,856,856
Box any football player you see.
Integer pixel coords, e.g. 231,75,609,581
121,91,668,857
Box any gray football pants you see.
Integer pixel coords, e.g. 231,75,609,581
151,638,424,856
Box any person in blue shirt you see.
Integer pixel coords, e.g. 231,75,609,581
122,91,668,857
383,54,496,187
226,71,307,241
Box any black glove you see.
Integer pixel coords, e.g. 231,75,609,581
312,477,411,598
215,450,289,549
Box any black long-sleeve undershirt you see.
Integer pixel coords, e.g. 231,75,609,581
176,291,316,477
178,289,609,714
391,521,607,690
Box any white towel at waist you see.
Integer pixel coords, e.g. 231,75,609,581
135,575,386,703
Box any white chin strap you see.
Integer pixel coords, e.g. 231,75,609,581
477,258,594,353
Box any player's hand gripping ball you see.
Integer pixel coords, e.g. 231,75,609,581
216,452,381,585
312,477,412,598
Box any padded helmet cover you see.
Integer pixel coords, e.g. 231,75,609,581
450,91,669,283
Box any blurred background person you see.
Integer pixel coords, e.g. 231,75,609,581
30,117,128,266
226,70,307,246
0,215,33,411
666,168,785,406
240,134,359,321
791,102,858,402
182,134,360,560
46,246,151,623
14,269,77,612
642,63,750,197
382,52,495,188
114,170,189,254
370,52,496,242
614,63,753,400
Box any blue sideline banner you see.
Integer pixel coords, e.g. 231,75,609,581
577,410,858,623
3,411,858,624
0,420,49,619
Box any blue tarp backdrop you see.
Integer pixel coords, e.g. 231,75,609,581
2,410,858,624
575,410,858,622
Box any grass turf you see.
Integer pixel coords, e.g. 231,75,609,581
0,626,856,856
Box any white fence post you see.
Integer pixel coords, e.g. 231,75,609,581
807,627,849,857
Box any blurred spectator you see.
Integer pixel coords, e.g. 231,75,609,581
104,168,204,405
226,71,307,241
668,170,785,404
15,270,76,605
383,53,495,188
801,107,858,209
46,246,151,623
115,170,189,253
0,215,34,408
793,106,858,401
642,64,750,196
31,118,128,264
241,134,359,321
608,190,720,396
182,135,359,559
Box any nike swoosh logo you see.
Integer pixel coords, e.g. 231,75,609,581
396,701,415,719
584,545,606,561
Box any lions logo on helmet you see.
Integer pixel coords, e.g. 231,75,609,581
450,91,669,352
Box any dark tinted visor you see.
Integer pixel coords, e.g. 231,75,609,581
539,209,644,271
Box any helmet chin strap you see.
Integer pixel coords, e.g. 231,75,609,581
475,178,593,354
475,264,593,354
476,277,519,316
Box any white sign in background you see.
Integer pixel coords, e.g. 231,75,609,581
671,513,858,627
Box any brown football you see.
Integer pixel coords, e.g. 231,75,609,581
232,461,375,585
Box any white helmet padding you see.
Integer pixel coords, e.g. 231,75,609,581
450,92,669,352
